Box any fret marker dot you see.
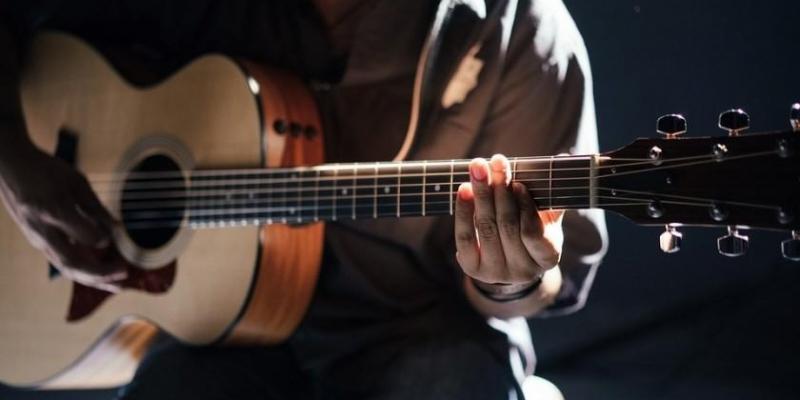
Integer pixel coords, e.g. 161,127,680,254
434,184,441,192
384,186,391,194
342,189,348,195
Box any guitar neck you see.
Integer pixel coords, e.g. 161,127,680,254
183,155,598,228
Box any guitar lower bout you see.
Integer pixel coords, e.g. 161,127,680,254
0,32,325,388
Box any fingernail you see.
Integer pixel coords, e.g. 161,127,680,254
457,183,473,201
470,161,487,181
490,154,505,172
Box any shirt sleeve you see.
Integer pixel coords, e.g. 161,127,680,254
471,0,608,316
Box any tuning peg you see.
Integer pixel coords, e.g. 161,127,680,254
657,114,687,139
782,231,800,261
659,225,683,253
791,103,800,132
717,226,749,257
718,109,749,136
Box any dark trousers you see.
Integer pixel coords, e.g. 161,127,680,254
116,332,523,400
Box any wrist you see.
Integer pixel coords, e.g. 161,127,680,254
464,268,562,319
470,275,543,302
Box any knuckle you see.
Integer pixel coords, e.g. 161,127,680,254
473,183,492,199
497,212,520,235
455,202,473,218
455,230,476,244
475,218,498,239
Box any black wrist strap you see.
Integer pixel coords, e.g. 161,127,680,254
471,276,543,303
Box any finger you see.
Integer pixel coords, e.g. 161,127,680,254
513,183,561,270
454,183,480,276
45,198,109,247
469,158,505,272
490,157,539,282
74,175,115,231
38,225,127,284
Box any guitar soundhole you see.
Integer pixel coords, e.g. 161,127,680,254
121,154,186,249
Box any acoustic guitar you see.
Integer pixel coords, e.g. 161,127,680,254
1,32,798,389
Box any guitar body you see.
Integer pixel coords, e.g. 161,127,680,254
0,33,324,388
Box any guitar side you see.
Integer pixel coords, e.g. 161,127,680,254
0,33,323,388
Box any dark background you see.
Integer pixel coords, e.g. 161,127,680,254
534,0,800,399
3,0,799,399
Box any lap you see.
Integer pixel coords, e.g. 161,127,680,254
116,336,311,400
116,331,523,400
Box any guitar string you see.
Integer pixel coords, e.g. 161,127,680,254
120,196,710,230
94,150,778,209
87,150,772,200
117,185,594,211
125,194,601,220
598,187,779,211
117,187,772,225
83,154,606,181
86,152,719,190
114,185,778,216
114,179,593,201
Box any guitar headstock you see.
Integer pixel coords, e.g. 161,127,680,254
598,105,800,260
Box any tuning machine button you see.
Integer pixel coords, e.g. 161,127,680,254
660,225,683,253
782,231,800,262
791,103,800,132
657,114,687,139
718,109,749,136
717,226,749,257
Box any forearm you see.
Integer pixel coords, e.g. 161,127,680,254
464,266,562,319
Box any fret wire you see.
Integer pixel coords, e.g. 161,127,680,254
314,169,320,222
373,162,379,219
449,159,455,216
589,155,597,209
295,171,302,223
265,171,272,223
351,164,357,220
512,158,518,182
396,164,401,218
280,170,288,223
332,166,338,221
422,160,427,217
548,156,554,209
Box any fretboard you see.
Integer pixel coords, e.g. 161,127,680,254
181,156,596,228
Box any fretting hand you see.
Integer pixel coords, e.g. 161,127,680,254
454,154,564,290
